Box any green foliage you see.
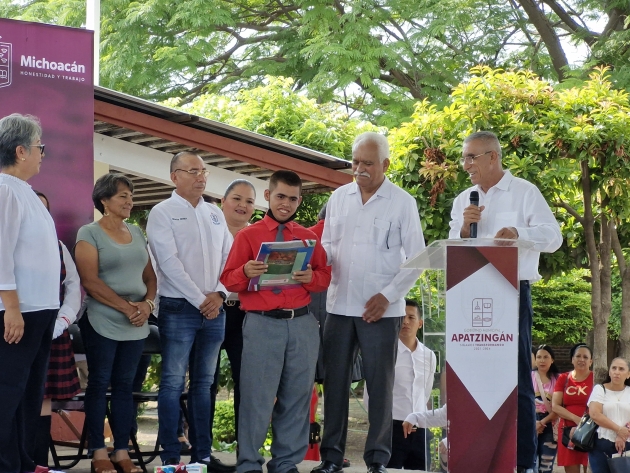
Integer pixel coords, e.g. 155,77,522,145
212,399,273,456
388,66,630,274
169,77,375,161
3,0,626,125
142,354,162,392
296,193,330,228
531,270,593,345
213,400,237,444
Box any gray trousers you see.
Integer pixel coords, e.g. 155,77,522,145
237,312,320,473
320,314,401,466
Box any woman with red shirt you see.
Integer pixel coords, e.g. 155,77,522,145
552,344,594,473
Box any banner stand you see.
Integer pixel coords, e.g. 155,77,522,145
405,238,533,473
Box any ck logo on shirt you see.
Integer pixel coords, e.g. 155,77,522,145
211,214,221,225
566,385,588,396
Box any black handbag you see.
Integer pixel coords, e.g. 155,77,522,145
608,451,630,473
309,421,321,445
570,413,598,452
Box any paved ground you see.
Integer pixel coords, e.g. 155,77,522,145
48,394,566,473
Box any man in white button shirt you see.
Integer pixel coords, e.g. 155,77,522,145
147,152,234,469
314,132,425,473
449,131,562,473
365,299,436,470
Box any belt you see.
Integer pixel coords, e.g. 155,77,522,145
250,306,309,319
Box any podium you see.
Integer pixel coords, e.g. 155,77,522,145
404,239,533,473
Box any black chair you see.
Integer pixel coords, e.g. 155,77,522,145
49,323,92,469
49,324,190,471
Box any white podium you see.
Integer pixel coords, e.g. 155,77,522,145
404,239,533,473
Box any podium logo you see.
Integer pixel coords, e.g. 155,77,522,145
472,298,493,327
0,42,11,88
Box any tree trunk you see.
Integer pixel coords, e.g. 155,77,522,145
613,226,630,359
596,213,612,383
580,162,608,382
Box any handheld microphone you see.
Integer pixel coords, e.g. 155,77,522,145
469,191,479,238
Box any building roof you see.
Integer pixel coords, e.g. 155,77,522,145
94,86,353,209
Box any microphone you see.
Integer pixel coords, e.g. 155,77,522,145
469,191,479,238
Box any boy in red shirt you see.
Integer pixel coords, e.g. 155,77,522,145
220,170,331,473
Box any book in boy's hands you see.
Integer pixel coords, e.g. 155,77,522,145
248,239,316,291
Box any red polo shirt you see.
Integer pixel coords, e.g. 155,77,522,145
220,215,331,311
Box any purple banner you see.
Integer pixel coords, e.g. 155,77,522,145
0,18,94,247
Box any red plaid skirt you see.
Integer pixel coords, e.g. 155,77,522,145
44,329,81,400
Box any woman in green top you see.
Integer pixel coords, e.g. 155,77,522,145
75,173,157,473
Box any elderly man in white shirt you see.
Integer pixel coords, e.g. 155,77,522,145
147,151,233,469
449,131,562,473
314,132,425,473
365,299,436,470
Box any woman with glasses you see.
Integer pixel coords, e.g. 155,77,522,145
532,345,560,473
552,344,594,473
75,173,157,473
0,113,59,472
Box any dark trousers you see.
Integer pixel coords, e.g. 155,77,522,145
210,301,245,444
320,314,401,467
79,314,145,454
0,309,56,473
387,421,431,470
589,436,630,473
518,281,537,469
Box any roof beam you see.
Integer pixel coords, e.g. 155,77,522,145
95,100,353,189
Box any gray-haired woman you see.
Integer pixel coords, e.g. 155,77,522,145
0,113,60,472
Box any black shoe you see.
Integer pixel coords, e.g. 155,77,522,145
342,460,350,469
311,461,342,473
195,457,237,473
162,459,180,466
367,464,387,473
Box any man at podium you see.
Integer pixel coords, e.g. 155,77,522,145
448,131,562,473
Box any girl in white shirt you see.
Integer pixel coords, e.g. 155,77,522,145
587,357,630,473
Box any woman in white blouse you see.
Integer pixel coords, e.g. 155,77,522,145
0,113,60,472
588,357,630,473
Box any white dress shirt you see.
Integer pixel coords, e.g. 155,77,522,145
147,191,232,309
54,242,82,338
322,178,425,318
0,173,60,312
448,170,562,282
364,338,437,420
404,405,447,428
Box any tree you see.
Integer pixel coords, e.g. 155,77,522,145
531,270,592,346
3,0,628,125
388,66,630,381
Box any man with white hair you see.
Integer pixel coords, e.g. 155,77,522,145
314,132,425,473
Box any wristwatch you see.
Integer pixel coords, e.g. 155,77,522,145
217,291,227,302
